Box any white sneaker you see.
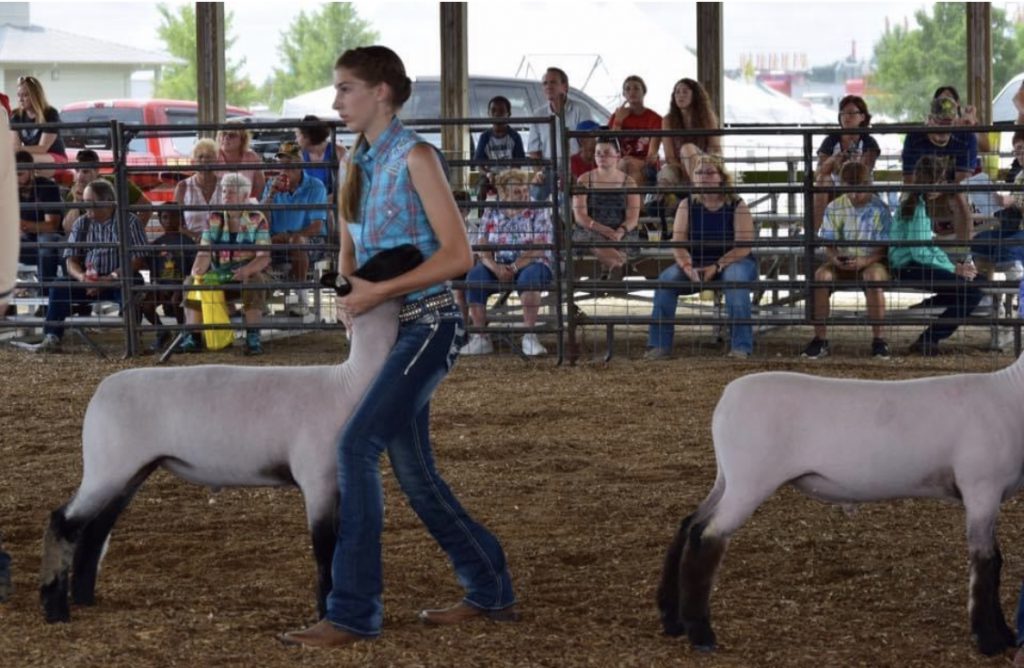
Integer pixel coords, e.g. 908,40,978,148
11,334,62,354
460,334,493,355
521,333,547,356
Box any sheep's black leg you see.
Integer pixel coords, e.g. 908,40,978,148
657,513,694,637
678,520,727,652
963,491,1013,656
310,512,337,620
40,508,87,623
71,462,157,607
71,491,138,605
969,544,1014,655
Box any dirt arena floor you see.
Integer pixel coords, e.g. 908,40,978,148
3,323,1024,667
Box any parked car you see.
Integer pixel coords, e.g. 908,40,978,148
990,74,1024,165
60,99,251,201
282,74,612,150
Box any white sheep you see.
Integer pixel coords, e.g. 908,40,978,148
39,298,401,623
657,355,1024,657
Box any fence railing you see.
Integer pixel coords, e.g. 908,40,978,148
7,115,1024,361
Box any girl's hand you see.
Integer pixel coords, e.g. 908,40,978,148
335,301,354,334
336,274,385,316
959,105,978,126
682,265,701,282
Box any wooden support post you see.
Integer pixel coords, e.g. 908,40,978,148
966,3,992,125
440,2,469,192
696,3,724,123
196,2,226,136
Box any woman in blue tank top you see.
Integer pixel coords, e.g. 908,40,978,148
646,154,758,359
281,46,517,648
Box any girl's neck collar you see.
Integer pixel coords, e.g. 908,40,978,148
362,115,398,146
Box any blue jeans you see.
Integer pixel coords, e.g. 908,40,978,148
326,303,515,636
892,263,983,344
647,257,758,354
19,233,63,284
971,228,1024,265
464,261,553,304
43,284,123,339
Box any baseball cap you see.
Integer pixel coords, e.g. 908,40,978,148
576,120,601,132
275,141,302,161
930,96,959,121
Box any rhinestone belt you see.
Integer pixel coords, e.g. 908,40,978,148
398,291,456,323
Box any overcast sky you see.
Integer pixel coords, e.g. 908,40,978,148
27,0,933,102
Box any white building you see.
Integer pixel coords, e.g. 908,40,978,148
0,3,180,107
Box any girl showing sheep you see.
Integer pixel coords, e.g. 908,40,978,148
279,45,517,648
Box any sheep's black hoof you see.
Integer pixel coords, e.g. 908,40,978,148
972,629,1011,657
661,616,686,637
72,590,96,606
41,580,71,623
686,618,717,653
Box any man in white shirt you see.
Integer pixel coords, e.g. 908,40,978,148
527,67,587,201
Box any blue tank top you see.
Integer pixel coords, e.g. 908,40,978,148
348,117,444,302
688,199,739,267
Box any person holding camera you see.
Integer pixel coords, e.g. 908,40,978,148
812,95,880,232
260,142,328,315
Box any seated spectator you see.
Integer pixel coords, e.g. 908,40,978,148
15,151,63,291
969,130,1024,269
461,170,553,357
645,154,757,360
180,172,271,356
933,85,991,160
216,122,265,199
527,67,587,201
174,139,222,242
297,113,345,198
17,179,148,353
474,96,526,212
655,78,722,189
63,149,149,235
570,119,600,180
260,141,328,316
889,155,983,356
802,162,892,359
571,136,641,277
607,75,662,185
812,95,881,231
901,96,975,244
142,203,196,352
9,76,68,176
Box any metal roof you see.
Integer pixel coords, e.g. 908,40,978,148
0,23,182,66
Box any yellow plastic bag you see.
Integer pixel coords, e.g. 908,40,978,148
186,275,234,350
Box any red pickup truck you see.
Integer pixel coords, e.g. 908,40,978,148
60,99,250,201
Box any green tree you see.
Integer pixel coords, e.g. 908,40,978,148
154,3,260,108
870,4,1024,120
266,4,379,112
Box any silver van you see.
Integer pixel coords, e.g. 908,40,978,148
399,75,610,124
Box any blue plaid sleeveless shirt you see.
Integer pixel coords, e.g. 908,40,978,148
347,116,445,303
